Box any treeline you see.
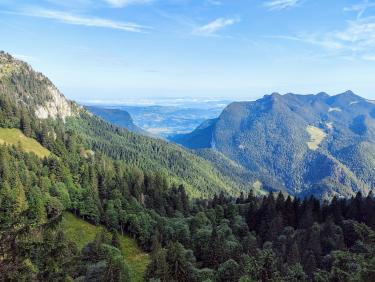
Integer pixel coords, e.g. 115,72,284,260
0,91,374,281
1,125,374,281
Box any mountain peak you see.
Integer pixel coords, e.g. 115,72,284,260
334,90,360,98
342,90,355,95
316,92,329,97
269,92,282,97
335,90,360,99
0,52,77,121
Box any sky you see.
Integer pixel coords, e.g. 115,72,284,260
1,0,375,101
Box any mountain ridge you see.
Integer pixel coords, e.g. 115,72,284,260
173,91,375,199
0,51,248,198
85,106,150,136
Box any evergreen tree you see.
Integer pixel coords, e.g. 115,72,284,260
20,111,32,137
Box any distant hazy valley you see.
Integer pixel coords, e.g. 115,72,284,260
84,99,230,138
86,90,375,200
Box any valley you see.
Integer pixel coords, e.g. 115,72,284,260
85,101,229,138
3,0,375,280
0,52,374,282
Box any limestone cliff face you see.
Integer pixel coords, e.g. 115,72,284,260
34,85,74,120
0,51,78,121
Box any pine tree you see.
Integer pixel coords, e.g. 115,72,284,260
286,242,300,265
20,111,32,137
146,248,169,282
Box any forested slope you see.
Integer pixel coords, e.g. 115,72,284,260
85,106,149,136
0,51,245,198
1,51,374,282
174,92,375,199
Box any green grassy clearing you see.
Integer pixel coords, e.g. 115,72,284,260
0,128,51,158
61,212,150,282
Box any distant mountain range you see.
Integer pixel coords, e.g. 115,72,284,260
85,106,149,136
172,91,375,199
84,103,228,138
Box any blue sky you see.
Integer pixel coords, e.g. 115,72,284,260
1,0,375,101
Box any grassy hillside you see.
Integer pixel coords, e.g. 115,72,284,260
0,128,50,158
306,126,327,150
61,213,150,282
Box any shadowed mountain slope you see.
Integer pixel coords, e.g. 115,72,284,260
173,91,375,199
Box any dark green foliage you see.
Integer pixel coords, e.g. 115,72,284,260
65,112,245,198
80,232,131,282
174,92,375,199
144,192,375,282
1,52,375,282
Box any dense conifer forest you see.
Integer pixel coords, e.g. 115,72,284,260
0,53,374,281
0,90,375,281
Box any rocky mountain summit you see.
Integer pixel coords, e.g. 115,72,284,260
0,51,77,121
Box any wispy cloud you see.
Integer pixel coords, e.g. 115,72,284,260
205,0,222,5
362,54,375,61
268,34,344,50
272,17,375,60
18,7,149,32
104,0,153,8
193,17,239,36
344,0,375,19
264,0,301,10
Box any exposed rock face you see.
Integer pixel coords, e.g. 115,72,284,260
35,86,74,120
0,51,77,121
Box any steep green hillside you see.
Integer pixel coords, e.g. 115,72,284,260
171,118,217,149
61,213,149,282
174,92,375,199
195,148,277,195
66,113,245,198
0,128,51,158
0,51,244,198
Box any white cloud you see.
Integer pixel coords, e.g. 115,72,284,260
104,0,153,8
193,17,239,36
20,7,149,32
272,17,375,60
362,54,375,61
264,0,301,10
344,0,375,19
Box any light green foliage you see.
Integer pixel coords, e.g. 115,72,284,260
61,212,150,282
0,128,51,158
